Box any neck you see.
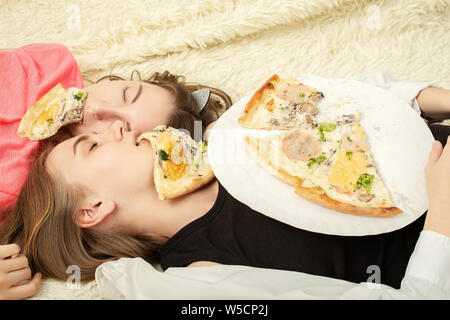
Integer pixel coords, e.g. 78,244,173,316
124,178,219,241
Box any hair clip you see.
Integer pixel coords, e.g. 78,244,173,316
192,89,211,112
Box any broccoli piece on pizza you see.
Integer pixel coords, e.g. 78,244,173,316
355,173,374,194
317,122,336,142
159,149,170,161
307,153,327,169
73,90,86,101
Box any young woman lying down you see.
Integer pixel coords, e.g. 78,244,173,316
0,70,449,300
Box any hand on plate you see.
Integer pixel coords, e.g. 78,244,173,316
424,137,450,237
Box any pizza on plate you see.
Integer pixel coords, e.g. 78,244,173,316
238,74,324,130
137,126,215,200
241,75,402,217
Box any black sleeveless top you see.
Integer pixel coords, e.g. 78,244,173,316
158,124,449,289
159,181,425,289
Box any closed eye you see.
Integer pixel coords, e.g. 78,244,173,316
90,142,98,151
122,84,142,104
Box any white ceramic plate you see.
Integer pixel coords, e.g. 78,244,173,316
208,75,434,236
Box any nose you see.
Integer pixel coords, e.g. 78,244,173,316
102,120,138,144
104,120,126,142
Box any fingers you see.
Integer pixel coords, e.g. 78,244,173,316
1,255,29,273
0,244,42,300
0,244,21,259
5,267,32,287
2,272,41,300
426,140,443,170
441,135,450,159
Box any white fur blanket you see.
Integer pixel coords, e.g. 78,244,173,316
0,0,449,299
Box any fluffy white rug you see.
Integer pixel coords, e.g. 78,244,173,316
0,0,449,299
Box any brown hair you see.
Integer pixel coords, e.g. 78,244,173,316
93,70,233,138
0,133,162,281
0,70,233,282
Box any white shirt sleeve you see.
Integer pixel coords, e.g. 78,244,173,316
350,69,445,120
400,231,450,299
95,231,450,300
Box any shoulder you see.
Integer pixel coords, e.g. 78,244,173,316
187,261,222,267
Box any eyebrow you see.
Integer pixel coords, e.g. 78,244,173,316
132,84,143,103
122,86,128,103
73,135,90,155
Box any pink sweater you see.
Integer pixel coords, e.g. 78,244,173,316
0,43,83,224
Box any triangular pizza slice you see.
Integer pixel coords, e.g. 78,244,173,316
238,74,325,130
297,122,402,217
17,83,86,140
137,126,215,200
244,112,402,217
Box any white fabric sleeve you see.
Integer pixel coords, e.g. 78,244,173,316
95,231,450,300
399,231,450,299
350,69,445,119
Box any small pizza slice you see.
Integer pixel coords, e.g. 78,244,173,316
137,126,215,200
17,83,87,140
238,74,325,130
297,122,402,217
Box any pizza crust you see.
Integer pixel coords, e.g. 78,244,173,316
238,74,280,129
156,169,216,200
244,135,304,188
294,184,402,217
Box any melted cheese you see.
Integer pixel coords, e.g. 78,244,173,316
158,132,186,181
328,148,366,191
162,161,186,181
353,124,365,140
302,144,394,208
259,96,292,126
31,100,60,136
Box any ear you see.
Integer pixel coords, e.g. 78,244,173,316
74,198,116,229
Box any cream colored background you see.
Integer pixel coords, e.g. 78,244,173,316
0,0,448,299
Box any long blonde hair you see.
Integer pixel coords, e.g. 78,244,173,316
0,133,162,282
0,70,233,282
